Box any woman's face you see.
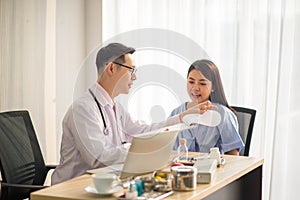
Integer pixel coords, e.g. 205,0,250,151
187,69,212,103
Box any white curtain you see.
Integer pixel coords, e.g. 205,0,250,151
0,0,102,164
0,0,50,157
102,0,300,199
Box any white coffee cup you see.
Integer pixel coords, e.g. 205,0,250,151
92,173,119,193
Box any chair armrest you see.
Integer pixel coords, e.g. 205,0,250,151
1,181,48,190
45,164,57,172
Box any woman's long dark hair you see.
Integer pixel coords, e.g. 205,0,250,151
188,59,235,113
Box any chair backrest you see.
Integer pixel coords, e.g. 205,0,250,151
231,106,256,156
0,110,48,199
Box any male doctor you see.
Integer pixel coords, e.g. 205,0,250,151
51,43,214,184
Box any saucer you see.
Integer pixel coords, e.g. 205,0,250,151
85,185,123,196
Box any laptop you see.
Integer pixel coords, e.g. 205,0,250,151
87,123,193,180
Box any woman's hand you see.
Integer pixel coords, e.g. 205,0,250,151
179,101,217,123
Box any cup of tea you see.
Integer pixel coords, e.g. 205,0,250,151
92,173,120,193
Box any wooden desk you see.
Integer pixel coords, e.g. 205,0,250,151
31,155,263,200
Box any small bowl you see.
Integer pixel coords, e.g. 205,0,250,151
153,171,172,187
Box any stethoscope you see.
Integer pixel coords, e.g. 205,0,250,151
88,89,127,144
89,89,109,135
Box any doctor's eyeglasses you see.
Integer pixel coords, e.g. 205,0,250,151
113,62,137,76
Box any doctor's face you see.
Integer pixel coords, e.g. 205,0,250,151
187,69,212,103
114,54,137,95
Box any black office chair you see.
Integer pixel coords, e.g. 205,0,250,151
231,106,256,156
0,110,56,200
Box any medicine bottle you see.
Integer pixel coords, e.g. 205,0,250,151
125,181,138,199
177,138,188,162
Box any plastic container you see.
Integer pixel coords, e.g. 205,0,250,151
177,138,188,162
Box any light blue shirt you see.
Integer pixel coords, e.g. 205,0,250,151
170,103,244,154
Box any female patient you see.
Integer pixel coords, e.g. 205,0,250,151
171,59,244,155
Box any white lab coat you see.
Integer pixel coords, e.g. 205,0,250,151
51,83,180,184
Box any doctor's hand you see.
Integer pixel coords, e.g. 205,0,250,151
179,101,217,123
